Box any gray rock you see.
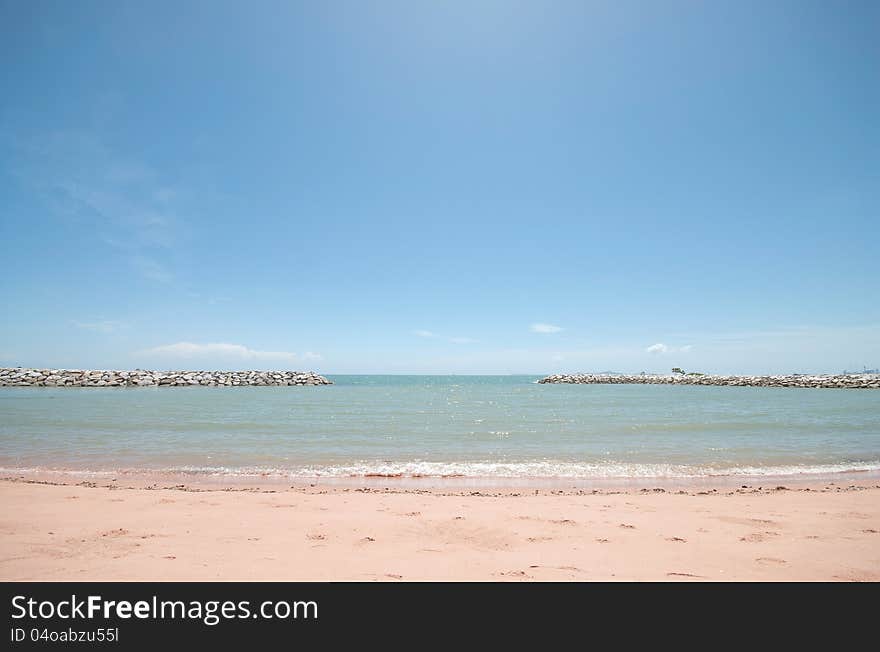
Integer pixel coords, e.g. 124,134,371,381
0,368,333,388
536,372,879,389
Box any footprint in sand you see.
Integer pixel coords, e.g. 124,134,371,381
526,536,554,543
667,572,704,578
529,565,586,574
862,529,878,534
496,570,531,578
548,519,576,526
717,516,778,527
306,533,326,541
596,538,610,543
739,531,780,543
665,537,687,543
357,537,376,544
833,570,880,582
619,523,636,529
756,557,787,565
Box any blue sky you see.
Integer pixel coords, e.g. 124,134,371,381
1,0,878,374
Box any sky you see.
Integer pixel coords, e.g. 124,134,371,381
1,0,878,374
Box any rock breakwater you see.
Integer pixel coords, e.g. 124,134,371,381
537,373,879,389
0,368,332,387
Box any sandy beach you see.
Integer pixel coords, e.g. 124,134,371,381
2,475,878,581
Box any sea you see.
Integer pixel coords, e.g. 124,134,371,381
1,375,879,484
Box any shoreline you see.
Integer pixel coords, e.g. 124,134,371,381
4,466,880,493
3,477,878,581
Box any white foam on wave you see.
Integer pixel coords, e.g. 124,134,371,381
4,460,880,480
0,466,119,478
148,459,880,479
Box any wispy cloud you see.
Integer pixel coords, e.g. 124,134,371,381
646,343,692,354
72,319,128,334
531,323,563,334
414,330,476,345
139,342,305,363
6,129,182,284
130,255,172,283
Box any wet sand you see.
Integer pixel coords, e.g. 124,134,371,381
1,475,878,581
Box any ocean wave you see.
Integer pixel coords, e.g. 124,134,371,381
5,460,879,480
292,460,880,478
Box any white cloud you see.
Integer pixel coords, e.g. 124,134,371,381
531,323,563,334
646,343,693,354
72,319,127,334
302,351,323,361
140,342,301,363
414,330,475,344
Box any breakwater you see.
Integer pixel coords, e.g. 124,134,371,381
0,368,332,387
537,373,879,389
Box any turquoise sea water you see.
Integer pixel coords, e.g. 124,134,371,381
1,375,879,479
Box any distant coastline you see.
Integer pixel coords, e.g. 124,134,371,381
0,367,332,387
538,373,880,389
